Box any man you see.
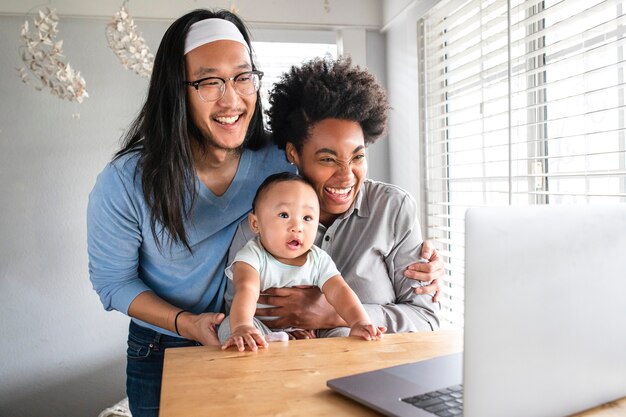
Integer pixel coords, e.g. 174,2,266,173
87,10,291,416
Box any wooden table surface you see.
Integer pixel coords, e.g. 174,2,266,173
159,330,625,417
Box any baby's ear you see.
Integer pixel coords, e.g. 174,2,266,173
248,212,260,234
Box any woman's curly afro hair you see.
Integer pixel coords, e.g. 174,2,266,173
267,56,389,152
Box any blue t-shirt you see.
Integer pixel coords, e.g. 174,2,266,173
87,144,293,336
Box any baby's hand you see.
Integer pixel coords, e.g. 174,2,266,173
222,324,269,352
349,321,386,341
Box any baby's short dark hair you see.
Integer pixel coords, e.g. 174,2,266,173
252,172,314,213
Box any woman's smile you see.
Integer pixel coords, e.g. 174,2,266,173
288,118,367,226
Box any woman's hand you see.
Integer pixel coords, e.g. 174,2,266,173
404,240,444,302
256,286,346,330
178,311,225,346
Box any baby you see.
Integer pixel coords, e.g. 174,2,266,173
218,172,385,351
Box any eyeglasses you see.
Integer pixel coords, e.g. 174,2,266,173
185,70,263,102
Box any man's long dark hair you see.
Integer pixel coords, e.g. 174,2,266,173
115,9,268,252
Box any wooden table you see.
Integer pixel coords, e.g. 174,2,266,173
160,330,626,417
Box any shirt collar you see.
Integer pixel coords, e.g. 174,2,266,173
337,181,370,220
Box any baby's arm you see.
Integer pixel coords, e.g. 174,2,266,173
322,275,386,340
222,262,268,351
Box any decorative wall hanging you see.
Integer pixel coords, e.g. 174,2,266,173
105,3,154,78
17,8,88,103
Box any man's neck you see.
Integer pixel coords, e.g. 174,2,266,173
193,145,243,197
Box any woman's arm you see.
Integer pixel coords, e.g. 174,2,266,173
256,286,343,330
361,192,440,333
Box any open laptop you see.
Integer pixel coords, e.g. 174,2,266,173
328,204,626,417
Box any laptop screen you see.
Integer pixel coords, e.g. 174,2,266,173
463,204,626,417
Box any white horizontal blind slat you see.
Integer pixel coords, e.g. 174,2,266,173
421,0,626,328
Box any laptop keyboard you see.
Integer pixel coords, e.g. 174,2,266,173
401,384,463,416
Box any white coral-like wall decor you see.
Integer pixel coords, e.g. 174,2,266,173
17,8,88,103
105,4,154,78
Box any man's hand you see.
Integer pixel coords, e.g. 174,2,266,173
404,240,444,302
256,286,345,330
178,312,225,346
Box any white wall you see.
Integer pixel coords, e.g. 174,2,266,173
382,0,439,232
0,0,383,27
365,30,390,182
0,2,387,416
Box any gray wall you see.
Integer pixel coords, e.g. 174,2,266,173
0,4,388,416
0,15,166,417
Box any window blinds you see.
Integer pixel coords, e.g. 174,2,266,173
421,0,626,327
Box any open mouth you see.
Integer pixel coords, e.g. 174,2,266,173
287,239,302,250
214,114,241,125
324,186,353,202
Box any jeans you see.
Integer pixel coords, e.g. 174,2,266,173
126,320,200,417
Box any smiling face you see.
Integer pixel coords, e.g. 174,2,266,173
248,180,319,266
185,40,257,151
287,118,367,227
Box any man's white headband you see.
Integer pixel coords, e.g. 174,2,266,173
184,18,250,55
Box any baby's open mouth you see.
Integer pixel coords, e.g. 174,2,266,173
287,239,302,249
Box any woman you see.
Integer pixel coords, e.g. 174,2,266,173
228,57,443,337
